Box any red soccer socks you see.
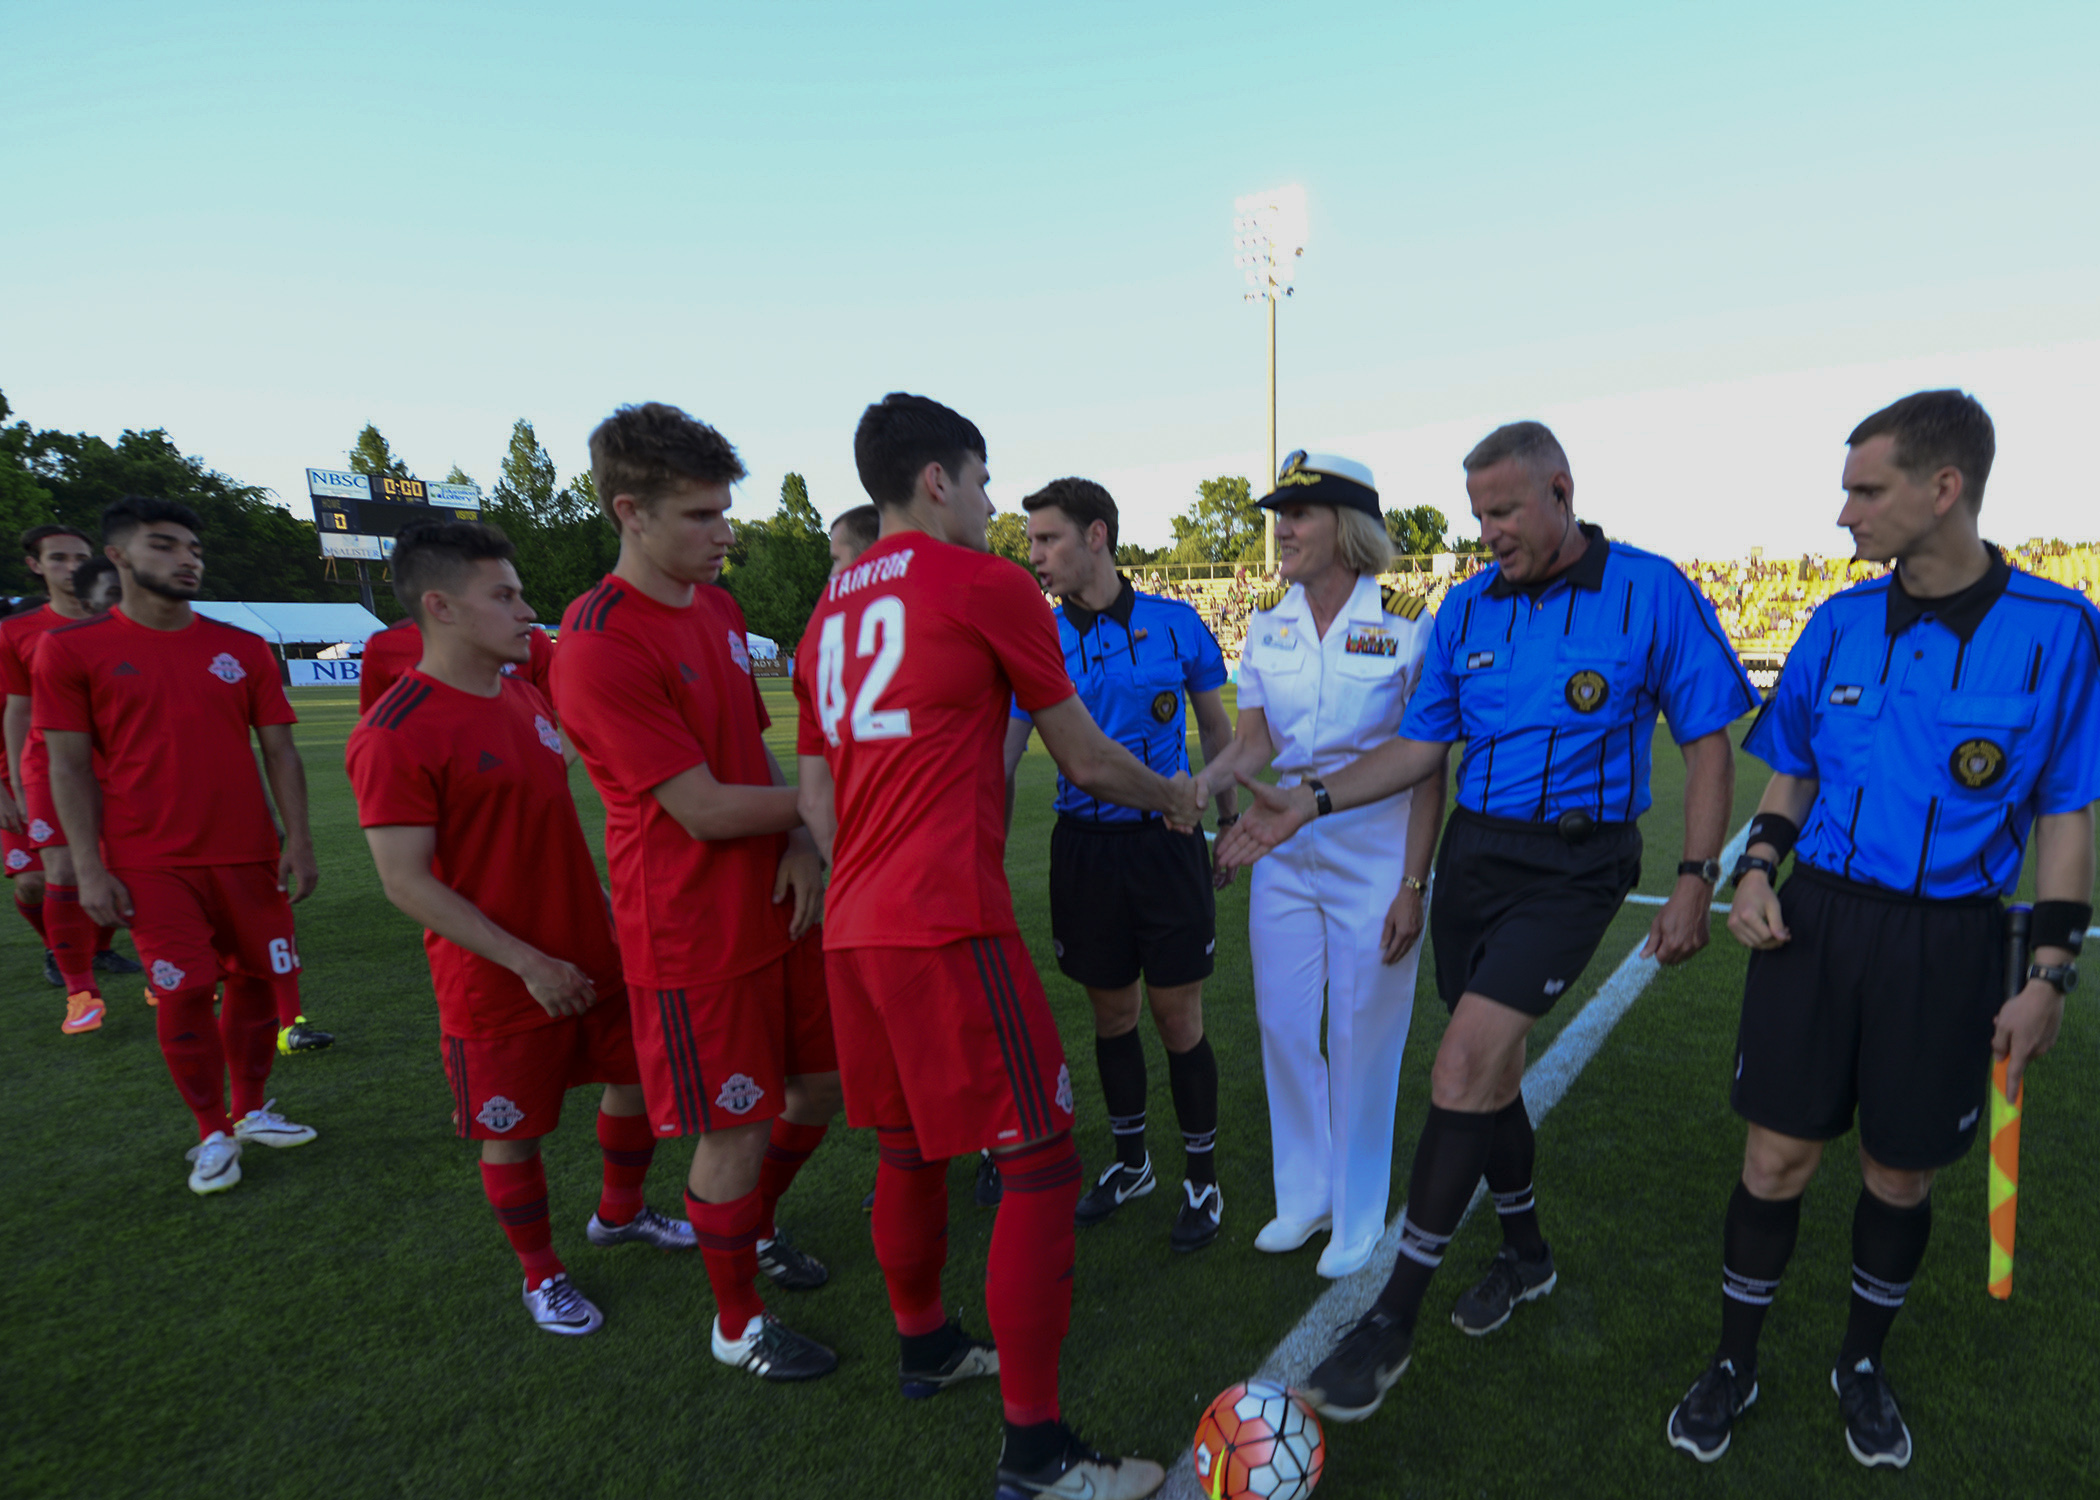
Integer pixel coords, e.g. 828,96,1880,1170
156,985,233,1139
15,893,46,942
481,1157,565,1285
757,1117,828,1240
872,1126,950,1338
217,975,278,1121
46,884,97,998
986,1132,1082,1427
687,1185,766,1339
596,1109,657,1226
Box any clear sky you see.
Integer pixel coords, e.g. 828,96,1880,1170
4,0,2095,560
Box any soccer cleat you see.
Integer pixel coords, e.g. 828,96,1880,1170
898,1318,999,1398
710,1311,838,1381
522,1273,604,1336
1832,1357,1913,1469
1302,1308,1412,1422
42,949,61,987
1074,1155,1155,1228
993,1422,1165,1500
93,947,143,975
232,1100,317,1148
586,1205,695,1250
1169,1179,1222,1253
1450,1242,1558,1335
1666,1356,1758,1462
862,1186,876,1213
184,1131,242,1195
144,986,156,1008
278,1017,334,1054
755,1227,829,1289
60,990,105,1034
1252,1213,1331,1253
975,1149,1003,1207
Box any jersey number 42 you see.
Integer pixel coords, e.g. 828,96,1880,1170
816,597,912,746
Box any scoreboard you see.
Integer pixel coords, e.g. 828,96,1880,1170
306,468,482,560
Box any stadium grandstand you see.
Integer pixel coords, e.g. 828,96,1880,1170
1124,539,2100,689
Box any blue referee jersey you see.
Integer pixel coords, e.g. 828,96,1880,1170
1743,548,2100,899
1401,525,1759,822
1011,579,1227,823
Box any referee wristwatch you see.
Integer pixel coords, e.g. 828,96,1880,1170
1306,779,1333,818
1677,858,1721,885
2028,963,2078,995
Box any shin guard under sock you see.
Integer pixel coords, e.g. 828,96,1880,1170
687,1185,766,1339
595,1109,657,1226
156,985,232,1138
1374,1105,1497,1331
1095,1028,1148,1170
987,1133,1082,1427
872,1126,950,1337
480,1157,565,1284
1166,1034,1219,1186
1838,1189,1932,1369
756,1117,828,1240
1483,1096,1546,1259
1718,1182,1803,1372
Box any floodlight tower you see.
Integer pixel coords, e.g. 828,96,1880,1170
1232,184,1307,573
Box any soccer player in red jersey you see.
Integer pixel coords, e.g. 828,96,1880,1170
37,497,322,1195
358,613,556,714
0,526,141,1027
553,403,842,1383
348,521,692,1336
795,393,1200,1499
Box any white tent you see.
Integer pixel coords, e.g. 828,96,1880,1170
192,600,387,648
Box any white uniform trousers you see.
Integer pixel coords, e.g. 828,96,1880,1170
1248,794,1420,1263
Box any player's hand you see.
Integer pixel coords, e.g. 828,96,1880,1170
1209,830,1237,890
1380,885,1425,965
1643,876,1713,965
278,842,320,905
1726,871,1790,950
1216,774,1315,870
1161,772,1203,833
79,866,132,927
1992,977,2066,1102
520,952,596,1018
0,786,21,835
774,840,825,941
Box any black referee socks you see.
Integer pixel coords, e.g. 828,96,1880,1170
1166,1035,1218,1186
1375,1105,1498,1331
1483,1097,1546,1259
1839,1189,1932,1369
1718,1182,1803,1372
1094,1029,1148,1170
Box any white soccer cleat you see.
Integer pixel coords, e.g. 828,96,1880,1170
522,1274,604,1336
185,1131,243,1195
586,1206,696,1250
232,1100,317,1148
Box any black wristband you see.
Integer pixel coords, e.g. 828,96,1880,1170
1730,853,1779,889
1308,779,1333,817
1216,814,1240,829
2031,901,2092,954
1745,812,1799,861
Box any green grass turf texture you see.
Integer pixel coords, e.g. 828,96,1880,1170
4,682,2093,1498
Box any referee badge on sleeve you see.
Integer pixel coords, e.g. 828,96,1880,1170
1151,691,1178,723
1950,738,2008,789
1564,670,1609,713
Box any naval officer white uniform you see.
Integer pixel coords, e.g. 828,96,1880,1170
1198,452,1444,1279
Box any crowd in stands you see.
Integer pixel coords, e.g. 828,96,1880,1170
1122,540,2100,667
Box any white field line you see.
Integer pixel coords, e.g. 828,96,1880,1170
1155,818,1752,1497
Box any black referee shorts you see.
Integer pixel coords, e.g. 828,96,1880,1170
1430,808,1643,1017
1732,864,2003,1171
1048,816,1216,991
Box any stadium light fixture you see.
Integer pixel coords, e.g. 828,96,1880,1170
1232,185,1307,573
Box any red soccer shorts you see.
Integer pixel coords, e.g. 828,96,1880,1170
3,824,39,878
826,931,1075,1160
627,931,836,1139
119,862,298,995
21,775,62,850
440,999,640,1141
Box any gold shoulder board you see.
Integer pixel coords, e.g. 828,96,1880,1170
1253,585,1288,613
1381,586,1426,620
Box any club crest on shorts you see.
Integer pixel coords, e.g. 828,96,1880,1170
476,1095,525,1132
534,714,562,753
150,959,187,992
716,1072,764,1114
5,848,26,871
1054,1063,1074,1116
27,818,52,843
1564,670,1608,713
1151,690,1177,724
726,630,751,675
207,651,246,684
1950,737,2007,788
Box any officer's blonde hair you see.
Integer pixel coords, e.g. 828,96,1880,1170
1333,506,1395,576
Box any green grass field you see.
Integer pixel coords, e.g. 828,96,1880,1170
5,683,2094,1498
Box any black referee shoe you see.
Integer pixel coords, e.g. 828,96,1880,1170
1832,1357,1912,1469
1074,1155,1154,1228
1302,1308,1411,1423
1666,1355,1757,1462
1450,1243,1557,1335
1169,1180,1222,1252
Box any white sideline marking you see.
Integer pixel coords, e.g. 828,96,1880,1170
1155,818,1752,1498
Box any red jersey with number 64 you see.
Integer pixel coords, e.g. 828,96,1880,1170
794,533,1074,950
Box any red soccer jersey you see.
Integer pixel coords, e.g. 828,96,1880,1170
346,670,622,1038
553,576,792,987
0,602,85,788
794,534,1075,949
359,619,556,713
33,609,296,868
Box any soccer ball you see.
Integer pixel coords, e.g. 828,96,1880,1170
1191,1379,1325,1499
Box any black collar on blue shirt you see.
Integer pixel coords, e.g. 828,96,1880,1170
1883,543,2010,642
1060,575,1136,635
1484,522,1611,599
